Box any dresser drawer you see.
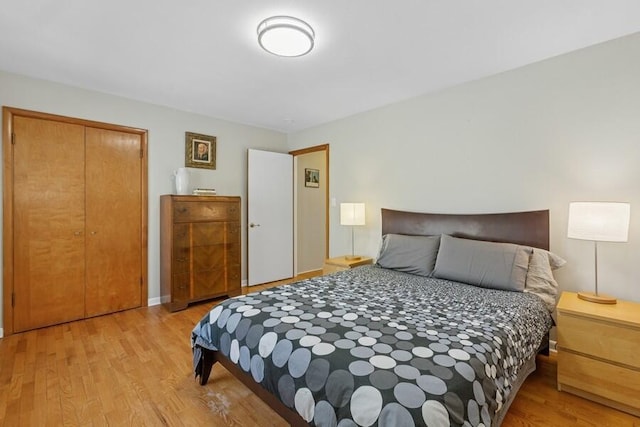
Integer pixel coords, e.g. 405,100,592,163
558,351,640,411
173,201,239,222
557,312,640,369
227,264,241,295
190,223,227,245
227,223,240,242
171,247,190,273
227,244,240,265
192,269,226,298
172,273,190,302
192,245,233,270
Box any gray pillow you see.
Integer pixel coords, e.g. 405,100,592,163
433,234,531,292
376,234,441,277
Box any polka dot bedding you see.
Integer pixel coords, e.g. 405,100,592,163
192,265,552,427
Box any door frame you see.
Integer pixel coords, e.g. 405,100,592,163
289,144,330,270
2,106,149,336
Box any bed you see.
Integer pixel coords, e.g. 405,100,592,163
192,208,560,427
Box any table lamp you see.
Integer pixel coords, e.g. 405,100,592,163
340,203,365,260
567,201,630,304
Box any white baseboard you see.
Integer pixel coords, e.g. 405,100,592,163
549,339,557,354
0,328,3,339
241,279,247,287
148,297,162,306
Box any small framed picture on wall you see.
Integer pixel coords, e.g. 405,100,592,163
305,168,319,188
185,132,216,169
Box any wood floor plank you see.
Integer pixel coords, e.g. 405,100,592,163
1,272,639,426
3,399,20,426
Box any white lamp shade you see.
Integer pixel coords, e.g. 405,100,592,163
568,202,630,242
340,203,365,226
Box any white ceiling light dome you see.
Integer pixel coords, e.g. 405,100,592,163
257,16,315,57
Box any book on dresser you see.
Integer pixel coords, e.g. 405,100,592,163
192,188,217,196
160,195,241,311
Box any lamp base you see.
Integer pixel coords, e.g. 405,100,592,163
577,292,617,304
345,255,362,261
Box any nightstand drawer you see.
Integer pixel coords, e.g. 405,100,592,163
558,351,640,412
557,312,640,369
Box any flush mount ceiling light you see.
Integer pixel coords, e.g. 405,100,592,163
257,16,315,57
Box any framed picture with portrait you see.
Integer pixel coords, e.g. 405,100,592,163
305,168,319,188
185,132,216,170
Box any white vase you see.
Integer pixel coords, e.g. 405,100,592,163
173,167,189,195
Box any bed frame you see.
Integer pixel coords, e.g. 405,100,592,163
381,208,549,250
195,208,550,426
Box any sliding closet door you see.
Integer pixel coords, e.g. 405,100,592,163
85,127,142,317
12,116,86,332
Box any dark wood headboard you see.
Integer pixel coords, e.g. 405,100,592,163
381,208,550,250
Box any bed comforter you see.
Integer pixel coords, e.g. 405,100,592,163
192,266,552,427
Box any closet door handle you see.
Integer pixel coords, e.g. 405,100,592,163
90,231,98,235
73,231,83,236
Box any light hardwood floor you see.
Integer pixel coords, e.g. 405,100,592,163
1,272,639,426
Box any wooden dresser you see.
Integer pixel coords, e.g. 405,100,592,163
160,195,241,311
556,291,640,416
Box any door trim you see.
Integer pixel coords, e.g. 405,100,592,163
289,144,330,261
2,106,149,336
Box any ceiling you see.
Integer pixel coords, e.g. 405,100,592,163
1,1,640,133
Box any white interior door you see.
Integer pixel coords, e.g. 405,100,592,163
247,149,293,286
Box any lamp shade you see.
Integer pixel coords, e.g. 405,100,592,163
340,203,365,226
568,202,630,242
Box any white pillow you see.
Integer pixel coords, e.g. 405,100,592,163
524,248,566,312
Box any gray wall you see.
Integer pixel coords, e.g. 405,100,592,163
0,70,288,334
288,32,640,303
295,151,326,273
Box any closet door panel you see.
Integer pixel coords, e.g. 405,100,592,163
12,116,86,331
85,127,142,316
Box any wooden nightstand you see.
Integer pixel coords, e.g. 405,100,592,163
323,256,373,275
556,291,640,416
